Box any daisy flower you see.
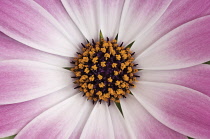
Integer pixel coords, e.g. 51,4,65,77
0,0,210,139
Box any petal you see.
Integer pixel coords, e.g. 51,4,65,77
0,0,78,57
0,86,77,138
15,94,93,139
135,15,210,70
121,95,186,139
80,102,115,139
99,0,125,39
132,0,210,54
0,32,70,67
132,81,210,139
139,64,210,97
34,0,85,45
61,0,100,40
109,102,132,139
0,60,71,104
118,0,172,45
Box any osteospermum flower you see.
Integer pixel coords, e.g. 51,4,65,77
0,0,210,138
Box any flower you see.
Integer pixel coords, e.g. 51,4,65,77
0,0,210,139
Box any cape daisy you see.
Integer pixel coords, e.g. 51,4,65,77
0,0,210,139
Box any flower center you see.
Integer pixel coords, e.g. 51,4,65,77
71,38,139,105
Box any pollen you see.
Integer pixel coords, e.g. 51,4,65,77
71,38,139,105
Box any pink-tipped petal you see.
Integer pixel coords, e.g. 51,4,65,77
80,102,115,139
139,64,210,97
121,95,186,139
61,0,100,40
118,0,172,45
99,0,125,39
132,81,210,139
132,0,210,54
0,60,72,104
34,0,85,45
135,16,210,70
0,0,78,57
0,32,70,67
15,94,93,139
109,102,132,139
0,86,77,138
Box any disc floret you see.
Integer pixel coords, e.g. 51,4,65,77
71,38,139,104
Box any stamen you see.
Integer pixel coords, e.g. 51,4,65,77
71,38,140,104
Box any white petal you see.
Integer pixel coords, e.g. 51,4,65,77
121,95,186,139
0,60,72,104
0,0,78,57
61,0,100,40
99,0,125,39
109,102,132,139
80,102,115,139
118,0,172,45
15,94,93,139
132,81,210,139
34,0,85,46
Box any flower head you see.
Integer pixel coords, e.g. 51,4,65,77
0,0,210,139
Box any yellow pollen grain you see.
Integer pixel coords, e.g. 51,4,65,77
114,71,119,75
104,53,110,59
108,77,113,82
99,82,105,88
127,67,132,73
81,83,87,88
115,80,121,86
89,75,95,81
101,61,106,67
120,50,126,54
104,93,110,98
111,50,116,55
89,51,95,57
92,57,98,64
75,71,81,77
108,88,114,95
88,84,94,89
103,42,109,48
133,69,138,73
84,68,90,74
91,65,98,70
83,88,88,93
101,48,106,53
83,57,89,62
79,88,83,92
121,63,126,70
98,74,103,80
78,63,84,69
123,74,129,81
120,82,126,88
126,90,131,94
85,92,90,97
93,98,98,102
125,61,130,66
90,90,94,95
96,91,102,96
122,54,128,59
91,48,95,52
83,51,88,56
112,39,117,43
112,63,117,68
81,75,88,80
116,89,124,95
116,55,121,60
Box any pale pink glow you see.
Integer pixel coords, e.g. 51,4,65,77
0,0,209,138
